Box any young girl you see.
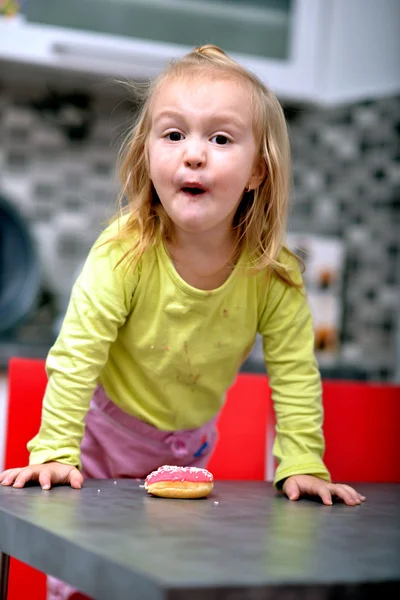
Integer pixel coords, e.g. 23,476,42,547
1,44,365,600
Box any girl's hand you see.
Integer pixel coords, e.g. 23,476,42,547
282,474,366,506
0,462,83,491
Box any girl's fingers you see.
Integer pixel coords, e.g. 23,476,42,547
68,468,83,490
340,484,366,504
1,463,83,491
340,484,365,504
316,483,333,506
282,478,300,501
281,476,367,506
347,488,366,503
1,468,23,486
1,463,84,491
13,468,36,488
38,471,52,490
0,469,13,483
328,484,361,506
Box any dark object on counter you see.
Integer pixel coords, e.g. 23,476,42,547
0,195,41,333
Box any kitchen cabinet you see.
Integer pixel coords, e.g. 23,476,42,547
24,0,294,62
0,0,399,105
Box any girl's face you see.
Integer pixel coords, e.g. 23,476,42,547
148,75,263,240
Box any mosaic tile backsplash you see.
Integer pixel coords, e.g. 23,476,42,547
0,78,399,380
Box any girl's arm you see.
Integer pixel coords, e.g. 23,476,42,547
259,250,365,505
27,224,137,470
259,249,330,487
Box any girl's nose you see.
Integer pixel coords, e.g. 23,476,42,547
184,140,206,168
185,157,204,167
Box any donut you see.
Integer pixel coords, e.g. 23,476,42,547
144,465,214,499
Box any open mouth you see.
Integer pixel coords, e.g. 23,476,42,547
181,187,206,196
180,182,209,196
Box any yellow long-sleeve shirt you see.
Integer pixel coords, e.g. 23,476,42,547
28,220,331,487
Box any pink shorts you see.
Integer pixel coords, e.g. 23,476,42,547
47,386,218,600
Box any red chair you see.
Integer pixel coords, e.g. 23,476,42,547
5,357,48,600
207,373,273,480
322,380,400,483
209,376,400,484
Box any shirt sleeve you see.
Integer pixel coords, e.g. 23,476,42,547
27,226,137,469
258,249,331,488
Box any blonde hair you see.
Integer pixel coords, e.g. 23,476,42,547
111,44,298,285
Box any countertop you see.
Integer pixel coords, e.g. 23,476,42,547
1,480,399,599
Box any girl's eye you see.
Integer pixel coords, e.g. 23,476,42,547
211,134,230,145
166,131,184,141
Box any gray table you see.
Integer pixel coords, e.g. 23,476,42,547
1,481,399,600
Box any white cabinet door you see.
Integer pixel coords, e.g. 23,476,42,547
237,0,323,101
318,0,400,104
0,0,399,105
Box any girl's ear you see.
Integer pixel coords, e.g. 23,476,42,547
250,156,267,190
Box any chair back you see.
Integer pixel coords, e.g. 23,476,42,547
322,380,400,482
207,373,273,480
5,357,47,600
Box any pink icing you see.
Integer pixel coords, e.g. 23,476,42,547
145,465,214,485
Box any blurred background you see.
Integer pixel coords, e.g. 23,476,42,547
0,0,399,388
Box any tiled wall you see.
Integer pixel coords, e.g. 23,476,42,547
287,97,399,380
0,77,399,379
